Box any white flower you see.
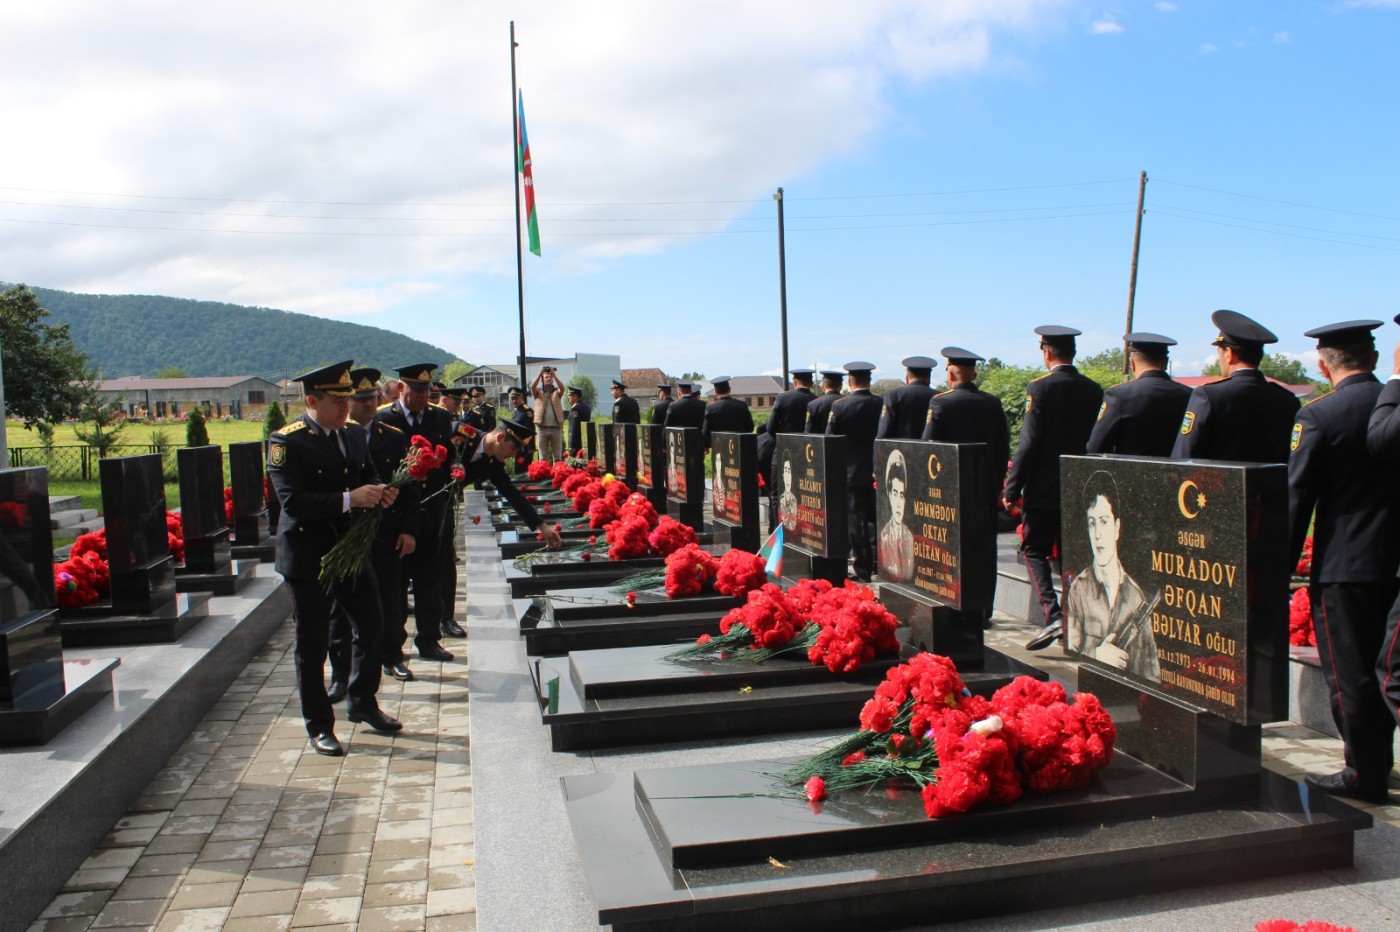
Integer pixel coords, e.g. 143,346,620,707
970,715,1003,736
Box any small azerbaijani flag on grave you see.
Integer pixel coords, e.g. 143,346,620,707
758,525,784,582
517,89,541,257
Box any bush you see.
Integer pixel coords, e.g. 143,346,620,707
263,401,286,441
186,407,210,447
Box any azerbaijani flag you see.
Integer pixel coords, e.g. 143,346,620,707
517,90,541,257
758,525,784,583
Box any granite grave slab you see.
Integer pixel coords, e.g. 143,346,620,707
175,445,256,595
665,427,705,531
772,433,847,584
227,440,274,563
710,431,760,553
636,423,667,510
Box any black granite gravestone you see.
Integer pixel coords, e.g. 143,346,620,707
613,423,639,488
709,431,759,553
875,439,995,668
228,441,274,563
636,424,667,510
601,425,618,477
176,446,255,595
60,455,210,646
584,421,597,462
0,468,118,745
771,434,847,584
664,427,705,531
1060,455,1288,726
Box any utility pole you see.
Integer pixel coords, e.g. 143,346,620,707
1123,170,1147,377
511,21,528,390
775,187,790,391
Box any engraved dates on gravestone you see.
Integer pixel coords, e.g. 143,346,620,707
874,439,993,612
637,425,664,493
613,424,639,487
1060,455,1288,726
772,434,846,559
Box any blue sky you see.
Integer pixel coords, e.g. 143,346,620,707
2,1,1397,378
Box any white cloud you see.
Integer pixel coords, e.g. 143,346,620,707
1200,42,1221,54
1274,30,1292,43
0,0,1071,348
1090,14,1124,34
1344,0,1400,7
1154,1,1178,11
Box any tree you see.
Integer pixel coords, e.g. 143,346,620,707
1202,353,1318,387
574,375,598,410
71,366,127,458
442,360,473,385
1078,347,1124,372
153,365,189,378
679,371,706,381
187,407,210,447
263,400,286,440
0,285,89,428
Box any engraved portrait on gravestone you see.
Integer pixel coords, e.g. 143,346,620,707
712,451,725,515
876,449,915,583
667,433,680,495
1065,470,1161,681
777,452,797,532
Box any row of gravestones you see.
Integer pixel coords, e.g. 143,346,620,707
488,424,1356,927
0,441,275,746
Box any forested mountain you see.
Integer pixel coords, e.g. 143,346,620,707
15,285,455,379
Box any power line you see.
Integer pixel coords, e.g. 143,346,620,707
1151,208,1400,253
1154,178,1400,223
1154,202,1400,243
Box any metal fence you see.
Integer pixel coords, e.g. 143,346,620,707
8,444,234,483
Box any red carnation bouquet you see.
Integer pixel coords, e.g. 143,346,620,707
1289,586,1316,647
669,578,898,671
1294,536,1313,579
319,435,446,588
526,459,553,481
663,543,720,598
783,656,1116,819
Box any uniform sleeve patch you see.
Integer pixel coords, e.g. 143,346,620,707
1024,394,1033,414
1180,411,1196,436
1096,400,1107,422
269,442,287,467
1290,422,1303,452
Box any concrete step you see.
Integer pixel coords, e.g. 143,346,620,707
48,495,83,514
53,518,105,540
51,509,100,529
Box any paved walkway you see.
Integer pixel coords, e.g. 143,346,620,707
27,555,1400,931
29,619,476,932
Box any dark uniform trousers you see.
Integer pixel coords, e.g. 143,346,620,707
303,573,385,725
848,484,876,580
329,534,405,676
1019,508,1061,627
404,497,449,652
1312,581,1400,786
439,505,459,624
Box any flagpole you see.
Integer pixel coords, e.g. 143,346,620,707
511,21,528,390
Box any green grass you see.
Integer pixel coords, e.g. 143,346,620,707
7,417,270,450
46,479,180,514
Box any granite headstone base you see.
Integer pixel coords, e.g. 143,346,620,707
713,521,759,556
505,553,668,598
882,586,987,670
668,500,704,534
59,592,212,647
531,641,1040,751
562,756,1367,930
176,559,258,596
0,657,119,746
781,548,848,587
517,585,742,634
230,539,276,563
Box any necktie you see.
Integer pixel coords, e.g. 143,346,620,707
409,413,420,433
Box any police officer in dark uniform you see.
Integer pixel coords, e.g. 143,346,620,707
1086,333,1192,457
329,368,421,690
439,385,467,420
611,379,640,424
464,385,496,433
762,369,816,530
268,361,401,756
454,416,563,550
1003,326,1104,651
651,384,673,426
663,380,705,429
1172,310,1301,463
1370,315,1400,738
826,362,883,582
507,387,535,468
566,385,592,457
877,355,938,440
701,376,754,449
374,363,457,663
1288,320,1399,803
923,347,1010,505
804,370,846,434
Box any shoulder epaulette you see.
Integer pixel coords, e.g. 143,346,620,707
1301,393,1327,407
376,402,394,410
1028,372,1053,384
274,420,308,436
1204,376,1230,385
378,421,404,434
428,402,447,412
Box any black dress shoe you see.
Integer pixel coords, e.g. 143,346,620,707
1025,622,1063,652
1305,770,1390,804
326,679,347,703
441,619,466,638
383,662,415,682
419,644,455,662
348,707,403,733
309,732,343,757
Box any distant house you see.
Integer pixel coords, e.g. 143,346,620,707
95,376,282,419
453,365,516,408
721,375,786,413
456,353,623,413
